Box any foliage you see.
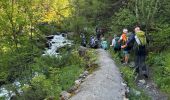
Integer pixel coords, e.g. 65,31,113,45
150,26,170,51
147,51,170,94
58,65,83,90
110,8,137,33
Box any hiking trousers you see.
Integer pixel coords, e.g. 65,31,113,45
135,46,147,75
135,55,146,73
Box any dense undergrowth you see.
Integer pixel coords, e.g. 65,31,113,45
0,46,97,100
147,51,170,95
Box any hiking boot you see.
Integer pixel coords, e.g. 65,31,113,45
142,71,149,78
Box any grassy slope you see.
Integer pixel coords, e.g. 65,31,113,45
147,50,170,95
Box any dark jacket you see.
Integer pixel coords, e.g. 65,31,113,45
126,33,146,56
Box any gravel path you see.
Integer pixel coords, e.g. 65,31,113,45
70,49,125,100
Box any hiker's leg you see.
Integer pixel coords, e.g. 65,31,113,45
118,48,121,59
124,51,129,64
139,55,145,76
122,50,126,63
120,49,124,63
114,48,117,53
125,54,128,64
135,54,140,73
141,55,145,70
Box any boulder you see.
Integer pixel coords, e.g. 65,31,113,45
75,80,81,87
60,91,71,100
79,74,84,79
83,71,89,76
138,79,146,86
67,85,78,93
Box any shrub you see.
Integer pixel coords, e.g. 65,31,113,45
110,8,137,33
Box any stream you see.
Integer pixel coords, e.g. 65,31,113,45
0,33,72,100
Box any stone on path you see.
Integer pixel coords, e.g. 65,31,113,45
60,91,71,100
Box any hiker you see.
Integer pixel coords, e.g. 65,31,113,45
100,28,105,38
89,35,98,48
101,37,108,50
96,27,101,41
123,27,148,77
126,32,135,52
134,27,148,77
110,34,121,53
80,33,86,47
89,36,94,48
119,29,129,64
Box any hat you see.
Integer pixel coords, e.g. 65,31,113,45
123,29,128,33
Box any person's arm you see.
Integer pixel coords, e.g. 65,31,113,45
121,34,135,49
118,35,123,43
126,33,135,45
110,39,115,46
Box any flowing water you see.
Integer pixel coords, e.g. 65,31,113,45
0,33,72,100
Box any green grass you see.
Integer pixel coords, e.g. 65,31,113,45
58,65,84,90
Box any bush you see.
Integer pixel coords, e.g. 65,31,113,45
110,8,137,33
150,26,170,52
147,51,170,93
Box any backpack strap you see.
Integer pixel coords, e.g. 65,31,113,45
135,35,141,45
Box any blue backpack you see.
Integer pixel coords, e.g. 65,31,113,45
101,40,108,50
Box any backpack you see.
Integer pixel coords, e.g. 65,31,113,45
121,33,127,45
81,37,86,47
126,33,135,50
136,31,147,46
114,37,121,49
101,40,108,50
90,36,98,48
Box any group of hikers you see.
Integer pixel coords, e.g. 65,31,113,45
80,27,108,50
110,27,148,78
80,26,148,78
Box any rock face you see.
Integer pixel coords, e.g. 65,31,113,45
70,49,126,100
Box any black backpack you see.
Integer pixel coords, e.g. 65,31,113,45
127,33,135,51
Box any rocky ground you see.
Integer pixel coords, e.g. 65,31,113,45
136,77,168,100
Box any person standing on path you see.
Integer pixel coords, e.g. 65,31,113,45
119,29,129,64
110,34,121,53
123,27,148,77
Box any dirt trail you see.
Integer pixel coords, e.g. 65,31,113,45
70,49,125,100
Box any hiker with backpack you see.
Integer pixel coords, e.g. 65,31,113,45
101,37,108,50
122,27,148,77
80,33,86,47
110,34,121,53
89,35,98,48
119,29,129,65
96,27,101,41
